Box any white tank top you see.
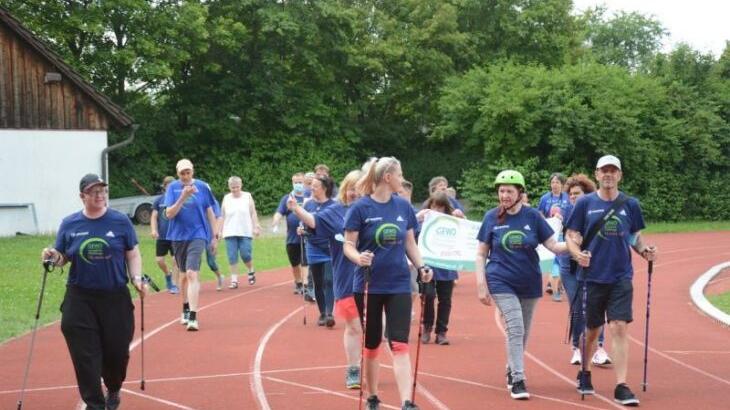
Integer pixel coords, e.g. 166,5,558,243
221,192,253,238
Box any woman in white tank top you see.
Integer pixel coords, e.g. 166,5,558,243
219,176,261,287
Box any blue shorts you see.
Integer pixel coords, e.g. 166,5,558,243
550,259,561,278
225,236,253,264
586,279,633,329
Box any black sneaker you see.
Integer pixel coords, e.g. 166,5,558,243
402,400,420,409
506,367,513,389
614,383,640,406
248,272,256,285
576,370,595,395
545,282,553,295
366,395,381,410
317,314,326,326
510,380,530,400
304,293,316,303
106,389,121,410
325,315,336,328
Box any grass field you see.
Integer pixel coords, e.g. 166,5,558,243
708,292,730,315
0,225,290,342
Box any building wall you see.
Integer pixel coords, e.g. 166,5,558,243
0,129,107,236
0,23,110,129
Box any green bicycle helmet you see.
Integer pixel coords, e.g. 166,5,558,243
494,170,526,189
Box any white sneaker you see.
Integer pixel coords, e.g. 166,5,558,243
180,311,189,325
592,347,612,365
570,347,582,365
186,319,199,331
216,275,224,291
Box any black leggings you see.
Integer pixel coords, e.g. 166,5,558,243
310,261,334,316
423,280,455,334
354,292,411,350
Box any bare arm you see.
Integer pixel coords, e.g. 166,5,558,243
404,229,433,282
126,245,146,297
567,228,591,267
475,241,491,305
631,232,658,261
150,209,159,239
344,230,374,267
290,200,316,228
543,237,567,254
166,185,195,219
249,194,262,236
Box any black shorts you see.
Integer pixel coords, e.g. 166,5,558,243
354,293,412,350
585,279,633,329
155,240,174,257
286,243,308,267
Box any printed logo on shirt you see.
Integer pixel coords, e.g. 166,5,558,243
334,233,345,243
588,209,605,215
500,230,527,254
493,225,509,230
105,231,115,238
375,223,401,248
365,217,383,223
524,225,531,231
396,215,405,222
70,231,89,237
79,237,111,264
619,209,627,216
598,215,624,239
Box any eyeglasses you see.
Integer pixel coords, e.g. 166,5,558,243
84,188,108,197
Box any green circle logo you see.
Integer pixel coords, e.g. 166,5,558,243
79,237,111,264
500,230,527,254
375,223,401,248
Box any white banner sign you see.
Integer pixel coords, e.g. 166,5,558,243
418,212,562,273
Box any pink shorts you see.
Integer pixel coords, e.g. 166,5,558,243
335,296,359,321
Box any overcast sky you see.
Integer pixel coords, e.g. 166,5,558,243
572,0,730,57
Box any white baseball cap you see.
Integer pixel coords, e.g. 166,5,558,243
176,158,194,172
596,155,621,170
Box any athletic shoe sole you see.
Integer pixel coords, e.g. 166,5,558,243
577,388,595,395
615,398,640,406
510,392,530,400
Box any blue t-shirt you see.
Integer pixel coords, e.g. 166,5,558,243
344,195,418,294
54,209,138,290
565,192,646,284
164,179,216,241
303,198,334,264
152,194,170,240
557,203,574,275
315,201,357,300
538,191,570,218
433,267,458,281
476,206,554,298
276,193,306,245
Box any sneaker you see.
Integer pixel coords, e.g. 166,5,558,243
421,328,431,344
248,272,256,285
105,389,121,410
229,281,239,289
345,366,360,389
435,333,450,345
552,289,562,302
180,311,189,325
366,395,381,410
510,380,530,400
592,346,612,366
294,283,304,294
304,293,315,303
506,367,513,389
570,347,582,365
402,400,420,409
576,370,595,395
317,314,326,326
168,284,179,295
614,383,640,406
186,319,199,331
545,282,553,295
325,315,336,328
216,275,224,291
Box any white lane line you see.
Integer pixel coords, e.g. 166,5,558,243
689,260,730,326
628,335,730,386
264,376,401,410
251,307,303,410
415,370,611,410
121,387,197,409
664,350,730,355
493,309,625,410
416,382,450,410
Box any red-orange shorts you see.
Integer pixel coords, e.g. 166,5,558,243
335,296,359,321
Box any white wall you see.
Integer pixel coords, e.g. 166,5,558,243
0,130,107,236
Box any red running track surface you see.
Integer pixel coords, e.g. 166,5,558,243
1,232,729,409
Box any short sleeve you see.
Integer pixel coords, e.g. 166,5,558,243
343,203,363,232
276,195,288,215
476,212,494,245
535,211,555,243
122,217,139,250
315,207,337,237
163,182,177,207
406,203,418,231
629,198,646,234
54,219,68,254
211,198,222,218
566,196,587,234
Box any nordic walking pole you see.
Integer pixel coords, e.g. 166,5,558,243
358,256,373,410
411,272,431,404
299,224,308,326
17,259,54,410
642,260,654,392
140,274,158,391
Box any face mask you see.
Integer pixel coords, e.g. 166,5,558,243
292,183,304,195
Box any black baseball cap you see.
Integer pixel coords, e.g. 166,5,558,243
79,173,107,192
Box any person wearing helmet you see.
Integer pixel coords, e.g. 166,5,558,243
475,170,567,400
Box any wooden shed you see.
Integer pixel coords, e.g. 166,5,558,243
0,7,135,235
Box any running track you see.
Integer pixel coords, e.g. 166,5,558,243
2,232,729,409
